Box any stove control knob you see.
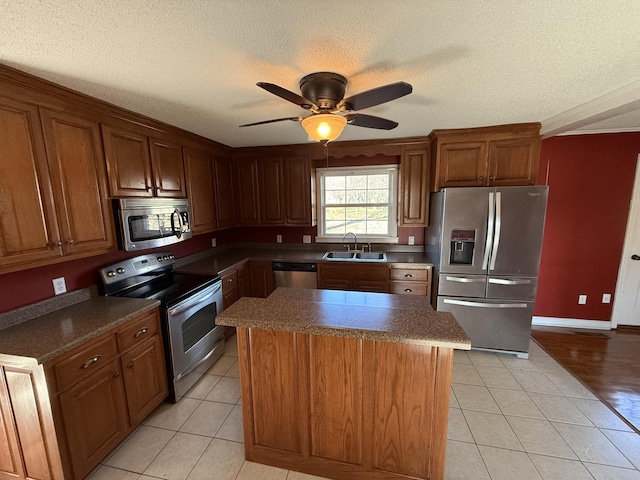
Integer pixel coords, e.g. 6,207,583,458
116,267,125,274
169,254,175,259
163,255,169,260
106,270,116,278
157,256,163,262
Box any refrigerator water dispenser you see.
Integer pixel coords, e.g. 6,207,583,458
450,229,475,265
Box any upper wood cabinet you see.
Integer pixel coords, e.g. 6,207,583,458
184,146,218,234
233,154,314,227
234,158,261,225
213,155,236,229
429,123,541,191
398,145,430,226
0,98,115,274
102,124,186,198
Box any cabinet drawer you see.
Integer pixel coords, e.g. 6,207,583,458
116,310,160,353
389,268,429,282
53,336,118,392
221,270,238,288
390,281,428,296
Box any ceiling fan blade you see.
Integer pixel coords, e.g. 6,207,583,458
256,82,316,109
239,116,302,127
345,114,398,130
339,82,413,111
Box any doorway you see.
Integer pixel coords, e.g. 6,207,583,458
612,153,640,327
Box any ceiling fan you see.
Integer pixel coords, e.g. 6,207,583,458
239,72,412,143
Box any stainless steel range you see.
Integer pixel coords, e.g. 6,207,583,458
100,252,225,402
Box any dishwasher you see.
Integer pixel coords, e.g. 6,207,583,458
272,262,318,289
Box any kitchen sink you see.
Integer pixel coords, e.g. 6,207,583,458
321,251,387,262
355,252,387,261
322,251,355,260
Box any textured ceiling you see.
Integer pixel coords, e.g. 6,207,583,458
2,1,640,147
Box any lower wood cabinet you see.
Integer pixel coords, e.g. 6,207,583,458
318,263,389,293
389,264,432,301
44,309,167,480
237,327,453,480
248,260,274,298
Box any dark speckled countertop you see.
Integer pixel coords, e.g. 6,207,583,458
175,245,433,277
217,287,470,350
0,297,160,364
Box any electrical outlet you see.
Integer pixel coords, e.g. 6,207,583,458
52,277,67,295
276,235,282,243
303,235,311,244
578,294,587,305
408,236,415,246
211,238,216,248
602,293,611,304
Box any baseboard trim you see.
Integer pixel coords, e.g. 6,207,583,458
532,316,611,330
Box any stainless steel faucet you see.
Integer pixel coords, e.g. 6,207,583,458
342,232,357,252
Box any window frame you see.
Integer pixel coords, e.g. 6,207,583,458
315,164,399,244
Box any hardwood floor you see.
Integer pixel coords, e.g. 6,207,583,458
531,325,640,433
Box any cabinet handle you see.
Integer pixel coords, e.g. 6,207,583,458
55,241,63,247
82,355,101,369
134,327,148,338
146,186,152,192
404,288,413,293
479,176,484,180
227,278,233,283
126,362,133,369
66,239,74,245
111,371,120,378
404,273,413,278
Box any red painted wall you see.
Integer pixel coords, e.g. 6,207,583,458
534,133,639,321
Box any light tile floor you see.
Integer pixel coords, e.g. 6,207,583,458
88,337,640,480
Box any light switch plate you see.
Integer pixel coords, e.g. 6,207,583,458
578,294,587,304
303,235,311,244
408,236,415,246
277,235,282,243
602,293,611,303
211,238,217,248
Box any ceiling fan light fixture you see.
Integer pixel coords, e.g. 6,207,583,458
301,114,347,143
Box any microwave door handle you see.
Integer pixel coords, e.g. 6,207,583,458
171,209,183,239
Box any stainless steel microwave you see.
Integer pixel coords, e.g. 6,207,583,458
113,198,192,251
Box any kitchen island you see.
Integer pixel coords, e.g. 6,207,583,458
216,287,470,480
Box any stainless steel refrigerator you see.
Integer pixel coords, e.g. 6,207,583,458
426,186,548,357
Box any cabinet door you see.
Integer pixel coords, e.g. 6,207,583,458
248,261,274,298
121,335,168,425
283,155,313,225
436,141,487,188
0,97,61,270
238,262,251,298
259,157,285,225
40,108,115,256
213,155,236,229
184,147,217,234
398,147,429,226
149,137,186,198
488,137,540,186
234,158,260,225
102,125,153,197
0,358,64,480
58,361,128,480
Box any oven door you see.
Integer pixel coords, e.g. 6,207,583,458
166,280,224,400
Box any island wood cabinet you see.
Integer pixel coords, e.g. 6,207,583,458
389,264,432,301
429,123,541,191
398,144,430,226
237,327,453,480
0,98,115,274
318,263,389,293
234,155,314,226
102,124,187,198
45,309,167,480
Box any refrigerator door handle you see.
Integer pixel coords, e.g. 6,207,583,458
489,191,502,270
488,278,532,285
443,299,529,309
482,192,495,270
445,276,486,283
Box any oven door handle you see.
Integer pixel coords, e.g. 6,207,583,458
168,283,222,316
